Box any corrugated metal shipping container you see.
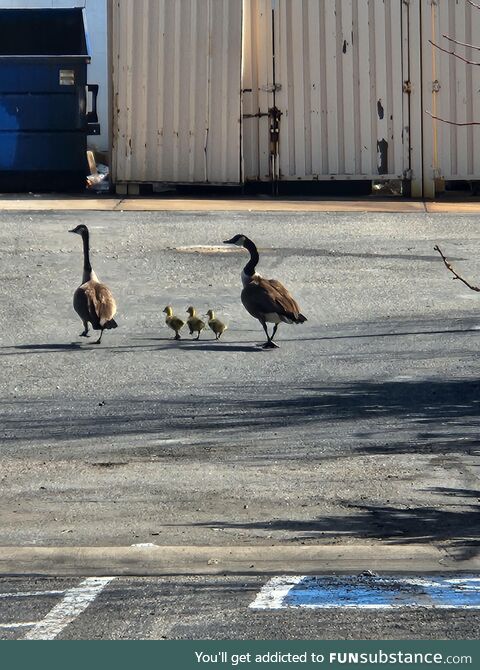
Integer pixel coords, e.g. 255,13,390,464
110,0,242,185
243,0,411,182
421,0,480,196
110,0,480,195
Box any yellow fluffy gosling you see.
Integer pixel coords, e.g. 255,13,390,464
163,306,185,340
186,306,206,340
206,309,227,340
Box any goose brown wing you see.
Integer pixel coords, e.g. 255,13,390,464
90,282,117,326
75,282,116,328
241,277,305,321
73,285,100,329
267,279,303,316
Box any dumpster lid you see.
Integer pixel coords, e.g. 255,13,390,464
0,8,90,58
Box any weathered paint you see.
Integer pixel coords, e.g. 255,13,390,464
110,0,242,185
250,575,480,610
24,577,114,640
243,0,410,182
0,590,65,599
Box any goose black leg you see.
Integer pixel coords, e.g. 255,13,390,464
92,328,104,345
80,321,90,338
260,320,279,349
270,324,279,341
175,332,181,340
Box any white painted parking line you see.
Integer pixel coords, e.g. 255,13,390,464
250,575,480,610
0,622,38,629
250,576,304,609
0,590,65,599
23,577,114,640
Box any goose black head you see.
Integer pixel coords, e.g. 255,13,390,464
224,234,247,247
69,224,89,236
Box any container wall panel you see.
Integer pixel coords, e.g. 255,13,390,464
241,0,273,181
422,0,480,187
276,0,407,180
111,0,242,184
244,0,409,181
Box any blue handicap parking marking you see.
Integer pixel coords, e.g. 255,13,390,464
251,575,480,610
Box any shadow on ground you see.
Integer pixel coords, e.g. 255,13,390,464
182,489,479,559
2,377,480,458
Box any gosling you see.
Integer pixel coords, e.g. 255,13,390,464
163,306,185,340
186,306,206,340
206,309,227,340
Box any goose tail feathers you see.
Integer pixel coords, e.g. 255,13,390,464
105,319,118,330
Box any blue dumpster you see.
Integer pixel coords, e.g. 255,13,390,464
0,8,99,191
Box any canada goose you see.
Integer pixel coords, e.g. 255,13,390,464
69,224,118,345
206,309,227,340
163,306,185,340
223,234,306,348
186,306,206,340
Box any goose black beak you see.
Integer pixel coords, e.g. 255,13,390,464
68,228,77,234
223,238,235,244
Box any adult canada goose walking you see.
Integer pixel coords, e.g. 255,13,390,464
223,234,306,348
69,224,118,345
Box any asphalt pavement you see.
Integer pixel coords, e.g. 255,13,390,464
1,575,479,640
0,204,479,639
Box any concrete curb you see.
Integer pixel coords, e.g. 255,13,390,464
0,545,478,577
0,197,427,213
0,197,479,213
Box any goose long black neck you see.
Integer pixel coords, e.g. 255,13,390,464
243,237,259,277
81,228,92,275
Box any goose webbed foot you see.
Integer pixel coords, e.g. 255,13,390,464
174,333,181,340
262,340,279,349
259,320,278,348
89,329,104,345
80,320,90,337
